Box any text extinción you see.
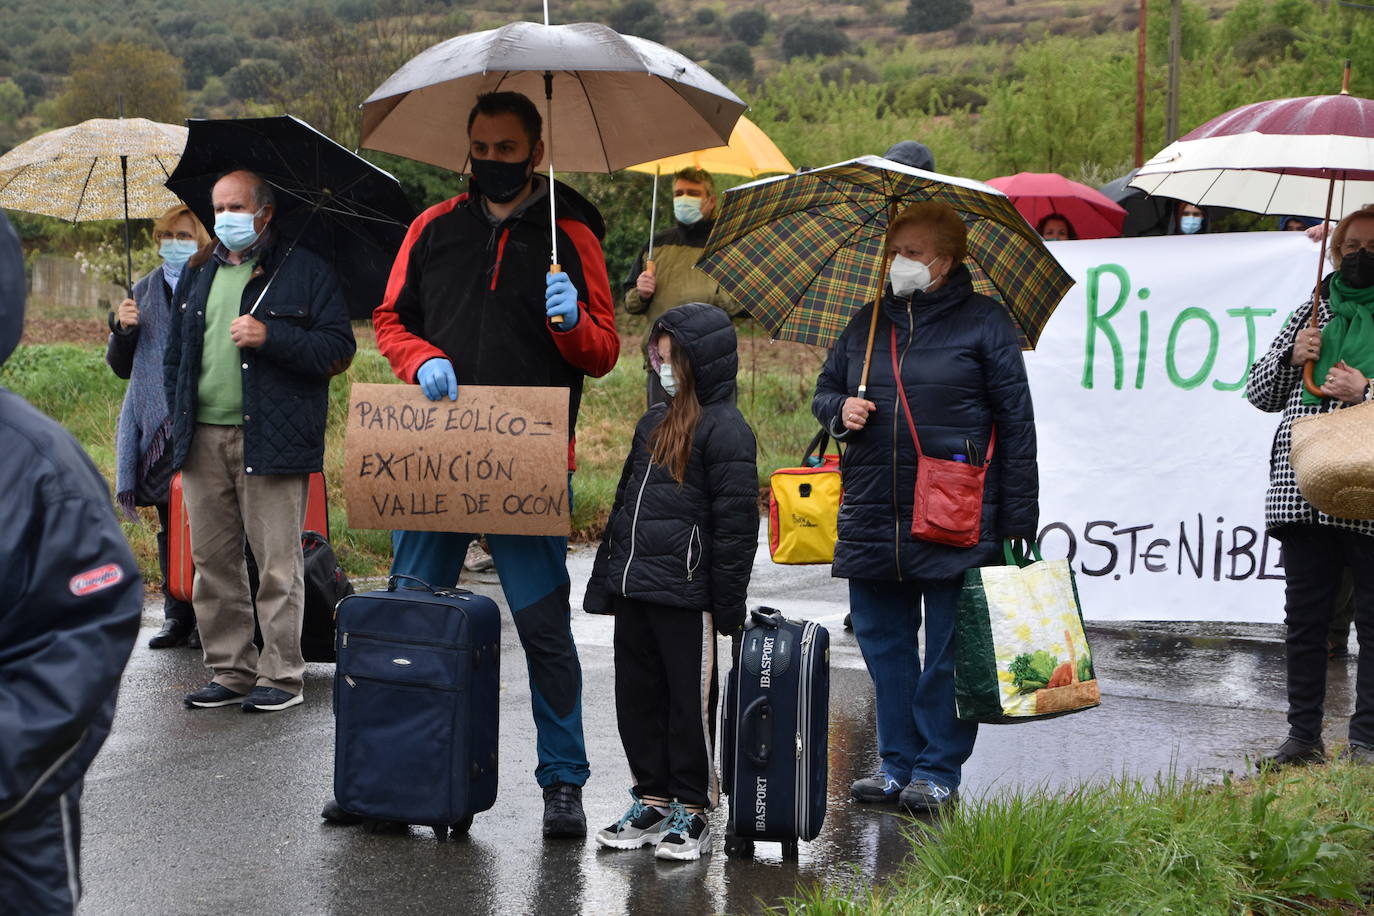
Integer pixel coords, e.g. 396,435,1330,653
343,383,570,537
1037,514,1284,583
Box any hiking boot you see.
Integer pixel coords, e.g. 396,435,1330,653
183,682,246,708
1337,742,1374,766
542,782,587,839
654,803,711,861
899,778,959,814
1258,736,1325,771
321,798,363,825
149,618,192,649
241,686,303,713
595,790,670,850
850,773,903,803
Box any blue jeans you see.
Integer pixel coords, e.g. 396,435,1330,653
848,577,977,791
390,521,589,789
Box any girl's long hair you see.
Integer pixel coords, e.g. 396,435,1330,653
649,334,701,484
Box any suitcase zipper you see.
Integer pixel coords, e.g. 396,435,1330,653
344,630,465,651
796,621,816,837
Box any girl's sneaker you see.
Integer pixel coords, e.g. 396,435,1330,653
654,802,711,861
595,790,670,850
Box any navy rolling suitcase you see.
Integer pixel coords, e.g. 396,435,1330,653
333,575,500,839
721,607,830,859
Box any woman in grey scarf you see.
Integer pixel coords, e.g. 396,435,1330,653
106,204,209,648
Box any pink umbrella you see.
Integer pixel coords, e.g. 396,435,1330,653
985,172,1127,240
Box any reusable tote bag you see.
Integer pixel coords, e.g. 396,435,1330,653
954,539,1100,723
768,429,841,565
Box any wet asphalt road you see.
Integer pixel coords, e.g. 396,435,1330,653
78,528,1361,915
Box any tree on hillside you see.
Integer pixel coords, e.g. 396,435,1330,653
0,81,25,127
781,20,851,61
728,9,770,46
223,59,288,106
57,42,187,124
609,0,666,42
902,0,973,34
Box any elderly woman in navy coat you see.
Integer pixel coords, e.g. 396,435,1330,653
813,200,1039,813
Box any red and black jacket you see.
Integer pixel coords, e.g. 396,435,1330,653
373,178,619,468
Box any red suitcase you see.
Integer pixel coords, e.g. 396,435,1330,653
167,471,330,602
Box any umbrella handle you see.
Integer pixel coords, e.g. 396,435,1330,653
858,202,899,397
1302,174,1339,398
645,258,655,276
549,262,564,325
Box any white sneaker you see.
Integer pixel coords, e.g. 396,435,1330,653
595,790,670,850
654,804,711,861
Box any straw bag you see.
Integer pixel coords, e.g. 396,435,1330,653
1289,400,1374,520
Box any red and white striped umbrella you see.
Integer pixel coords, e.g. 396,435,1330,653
1130,85,1374,220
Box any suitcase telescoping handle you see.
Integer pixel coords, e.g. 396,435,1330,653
740,697,773,768
749,606,784,629
386,574,472,599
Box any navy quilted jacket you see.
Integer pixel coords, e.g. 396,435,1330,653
584,303,759,634
163,237,355,475
813,266,1039,581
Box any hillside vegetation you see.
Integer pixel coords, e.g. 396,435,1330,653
3,0,1373,281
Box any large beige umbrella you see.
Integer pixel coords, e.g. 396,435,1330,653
0,117,187,292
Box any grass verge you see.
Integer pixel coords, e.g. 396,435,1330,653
1,328,826,581
772,762,1374,915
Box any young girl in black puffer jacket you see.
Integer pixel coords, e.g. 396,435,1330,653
584,302,758,861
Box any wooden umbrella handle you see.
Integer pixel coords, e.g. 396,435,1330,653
857,202,899,399
1302,174,1340,398
645,258,655,276
549,262,564,325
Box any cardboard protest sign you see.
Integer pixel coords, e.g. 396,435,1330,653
343,383,570,536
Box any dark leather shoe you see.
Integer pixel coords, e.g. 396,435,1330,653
1258,736,1325,771
542,783,587,838
148,618,191,649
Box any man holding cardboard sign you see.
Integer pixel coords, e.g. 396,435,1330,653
369,91,619,839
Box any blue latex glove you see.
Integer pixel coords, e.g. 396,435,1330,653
545,271,580,330
416,357,457,401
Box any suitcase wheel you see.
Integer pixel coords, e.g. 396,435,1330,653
450,815,473,837
724,832,754,859
781,839,799,861
359,818,408,836
431,824,449,841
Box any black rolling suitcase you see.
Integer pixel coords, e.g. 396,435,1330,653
332,575,500,839
721,607,830,859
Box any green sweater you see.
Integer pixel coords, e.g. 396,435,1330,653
195,260,254,424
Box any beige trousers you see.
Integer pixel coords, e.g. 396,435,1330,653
182,424,307,694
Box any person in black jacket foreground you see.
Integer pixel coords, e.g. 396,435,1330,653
0,210,142,914
106,204,210,649
813,201,1039,813
164,169,355,714
585,303,759,861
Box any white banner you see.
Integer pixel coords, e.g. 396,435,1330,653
1026,231,1322,622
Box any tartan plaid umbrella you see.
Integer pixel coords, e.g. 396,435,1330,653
697,155,1075,351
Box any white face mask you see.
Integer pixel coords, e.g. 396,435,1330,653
658,363,678,397
888,254,936,297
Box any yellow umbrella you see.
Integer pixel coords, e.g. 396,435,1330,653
0,117,187,292
624,116,794,271
624,115,795,179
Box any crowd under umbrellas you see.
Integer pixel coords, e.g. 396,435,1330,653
8,12,1374,913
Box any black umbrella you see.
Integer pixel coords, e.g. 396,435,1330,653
165,115,414,319
1098,169,1237,237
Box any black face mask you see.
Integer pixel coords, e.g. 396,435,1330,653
1340,248,1374,289
470,156,532,204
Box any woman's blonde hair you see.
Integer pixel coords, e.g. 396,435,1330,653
887,200,968,263
1329,205,1374,268
152,204,211,248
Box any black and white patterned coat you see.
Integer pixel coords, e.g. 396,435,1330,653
1245,289,1374,536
